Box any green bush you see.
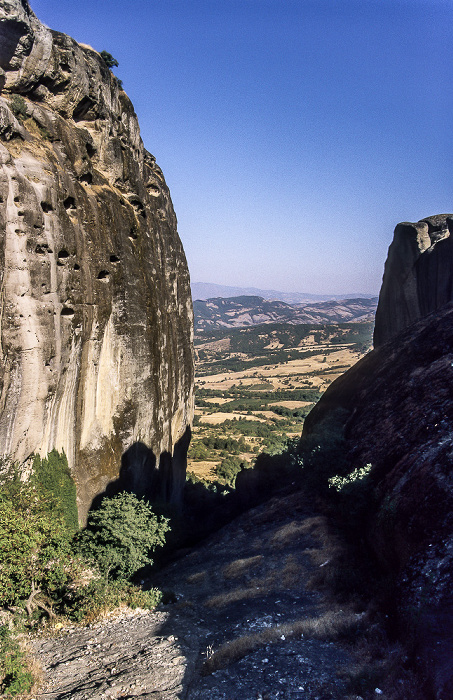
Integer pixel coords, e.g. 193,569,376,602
76,492,170,581
216,456,244,485
32,450,78,532
9,95,27,121
100,50,119,68
0,625,33,698
0,467,74,609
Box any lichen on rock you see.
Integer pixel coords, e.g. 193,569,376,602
0,0,194,522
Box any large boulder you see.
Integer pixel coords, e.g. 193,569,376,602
0,0,194,521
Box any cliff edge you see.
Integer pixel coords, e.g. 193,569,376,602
0,0,194,521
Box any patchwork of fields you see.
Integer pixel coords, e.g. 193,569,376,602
188,322,373,482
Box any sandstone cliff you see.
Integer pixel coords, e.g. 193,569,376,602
0,0,194,521
374,213,453,347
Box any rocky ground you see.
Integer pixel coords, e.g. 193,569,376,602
32,491,421,700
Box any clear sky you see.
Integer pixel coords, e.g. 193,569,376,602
32,0,452,295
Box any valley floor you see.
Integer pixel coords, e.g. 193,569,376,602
32,490,419,700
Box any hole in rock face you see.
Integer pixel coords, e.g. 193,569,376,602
72,95,96,122
109,255,120,263
60,62,71,73
79,172,92,185
58,249,70,259
97,270,110,280
36,244,50,254
128,229,138,240
146,183,160,197
73,263,80,271
63,196,76,210
86,142,96,158
40,201,53,213
14,196,19,202
61,307,74,316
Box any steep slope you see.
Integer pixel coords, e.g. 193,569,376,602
194,295,377,331
0,0,194,520
302,229,453,697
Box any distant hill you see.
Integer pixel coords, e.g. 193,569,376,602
194,295,378,332
191,282,376,304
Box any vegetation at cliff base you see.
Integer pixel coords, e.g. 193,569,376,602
0,456,170,696
0,625,34,698
32,450,78,532
76,492,170,582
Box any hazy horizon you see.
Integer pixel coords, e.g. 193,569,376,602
33,0,452,296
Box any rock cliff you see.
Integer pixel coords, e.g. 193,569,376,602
374,213,453,347
302,218,453,697
0,0,194,521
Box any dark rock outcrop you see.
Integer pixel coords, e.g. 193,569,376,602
303,299,453,697
374,214,453,347
0,0,194,521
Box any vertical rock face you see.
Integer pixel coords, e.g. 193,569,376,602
0,0,194,521
374,214,453,347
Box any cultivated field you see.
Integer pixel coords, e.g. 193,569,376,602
188,322,373,483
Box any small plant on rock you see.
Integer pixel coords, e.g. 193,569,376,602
9,95,27,121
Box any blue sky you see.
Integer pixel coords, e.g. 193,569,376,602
32,0,452,295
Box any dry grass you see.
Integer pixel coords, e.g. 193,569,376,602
186,461,218,480
186,571,207,584
199,412,266,424
202,609,362,675
222,555,263,580
268,400,313,409
205,586,262,608
270,520,314,546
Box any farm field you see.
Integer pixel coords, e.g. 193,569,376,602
188,321,373,483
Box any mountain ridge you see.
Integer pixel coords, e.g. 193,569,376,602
194,294,378,332
191,281,377,304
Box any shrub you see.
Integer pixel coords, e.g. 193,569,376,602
0,467,74,609
0,625,33,698
9,95,27,120
32,450,78,532
216,456,244,485
328,463,372,492
76,492,170,581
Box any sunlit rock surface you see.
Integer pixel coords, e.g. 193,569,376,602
374,213,453,347
0,0,194,521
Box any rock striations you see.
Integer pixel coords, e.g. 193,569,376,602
374,213,453,347
0,0,194,521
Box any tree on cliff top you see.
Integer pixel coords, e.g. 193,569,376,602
100,50,119,68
